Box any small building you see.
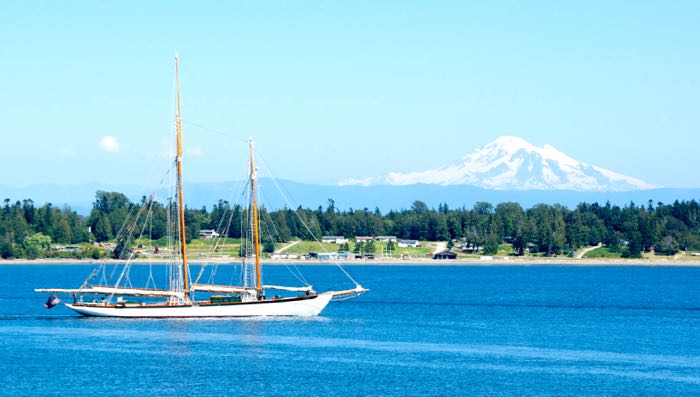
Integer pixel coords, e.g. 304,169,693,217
321,236,348,244
376,236,398,243
398,239,419,248
433,250,457,260
355,236,374,243
51,244,81,252
317,252,343,260
199,229,220,239
457,242,479,253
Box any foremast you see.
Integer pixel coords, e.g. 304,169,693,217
175,54,191,302
249,138,263,297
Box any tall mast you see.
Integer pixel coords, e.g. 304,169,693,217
175,54,191,302
249,138,262,295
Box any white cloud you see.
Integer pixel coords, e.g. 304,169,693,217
187,147,204,157
57,147,74,156
98,136,120,153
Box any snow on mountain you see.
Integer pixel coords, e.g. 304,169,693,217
338,136,656,191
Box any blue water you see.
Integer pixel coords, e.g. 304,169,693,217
0,264,699,396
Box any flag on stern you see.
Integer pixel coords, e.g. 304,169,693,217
44,294,61,309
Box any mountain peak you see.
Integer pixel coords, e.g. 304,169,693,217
482,136,533,154
492,135,530,147
339,136,656,191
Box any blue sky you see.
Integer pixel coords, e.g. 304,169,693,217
1,1,698,188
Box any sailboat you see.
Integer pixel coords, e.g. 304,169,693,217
35,55,367,318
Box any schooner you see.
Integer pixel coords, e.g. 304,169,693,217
35,55,367,317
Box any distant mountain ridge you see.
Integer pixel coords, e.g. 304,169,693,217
2,180,698,216
339,136,655,192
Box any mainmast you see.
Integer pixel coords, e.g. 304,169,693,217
175,54,191,302
249,138,263,296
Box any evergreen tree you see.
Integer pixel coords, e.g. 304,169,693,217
622,231,643,258
263,239,275,254
365,240,376,254
93,214,113,242
656,235,679,256
483,234,499,255
353,241,364,254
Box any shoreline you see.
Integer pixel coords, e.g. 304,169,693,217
2,257,700,267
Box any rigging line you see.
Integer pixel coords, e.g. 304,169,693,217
113,149,174,243
234,188,250,288
145,209,157,290
195,182,248,283
193,180,249,284
99,266,107,286
117,196,154,261
165,196,173,290
237,192,245,288
86,73,179,298
113,198,156,281
242,185,254,288
174,59,248,142
257,153,361,286
197,198,236,284
213,189,246,278
258,188,308,286
79,268,100,293
106,202,143,280
111,197,158,296
108,204,144,281
104,168,172,281
254,184,264,289
182,120,248,143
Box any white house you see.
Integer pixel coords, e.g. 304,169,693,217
355,236,374,243
398,239,419,248
199,229,220,239
376,236,398,243
321,236,348,244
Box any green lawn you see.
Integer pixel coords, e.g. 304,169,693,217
455,243,515,258
133,238,242,257
276,240,439,258
374,241,438,259
187,238,241,257
280,241,340,255
583,246,623,259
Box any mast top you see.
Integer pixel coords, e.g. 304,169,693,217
248,137,256,180
174,54,190,301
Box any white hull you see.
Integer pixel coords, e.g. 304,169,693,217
65,293,333,318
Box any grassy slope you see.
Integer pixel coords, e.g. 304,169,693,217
278,241,339,255
455,243,514,258
277,240,439,258
583,246,623,259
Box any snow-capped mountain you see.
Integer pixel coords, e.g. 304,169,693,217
339,136,655,191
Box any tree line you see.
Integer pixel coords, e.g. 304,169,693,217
1,191,699,259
